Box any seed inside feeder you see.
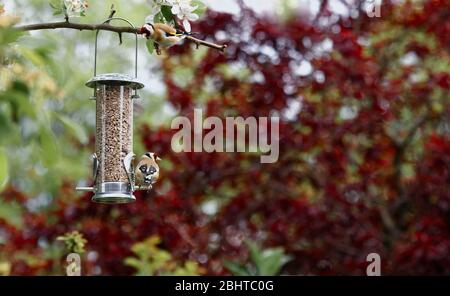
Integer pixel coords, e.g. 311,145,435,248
96,85,133,183
85,73,144,204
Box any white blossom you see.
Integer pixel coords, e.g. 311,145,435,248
168,0,199,32
64,0,88,17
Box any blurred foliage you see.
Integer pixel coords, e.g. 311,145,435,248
224,241,291,276
124,236,203,276
57,231,87,254
49,0,89,18
0,261,11,275
0,148,8,191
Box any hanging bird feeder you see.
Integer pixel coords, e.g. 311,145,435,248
76,18,144,204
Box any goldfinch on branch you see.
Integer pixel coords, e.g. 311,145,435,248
140,23,193,51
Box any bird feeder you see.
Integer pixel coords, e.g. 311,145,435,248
76,18,144,204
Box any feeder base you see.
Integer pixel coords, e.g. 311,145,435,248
92,182,136,204
92,193,136,204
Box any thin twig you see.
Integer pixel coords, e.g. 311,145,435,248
105,5,122,44
106,5,117,21
186,35,227,52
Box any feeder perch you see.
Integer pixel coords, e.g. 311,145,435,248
76,18,145,204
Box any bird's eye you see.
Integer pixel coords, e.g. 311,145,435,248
148,166,156,174
139,165,147,173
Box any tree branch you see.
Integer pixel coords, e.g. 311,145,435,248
17,21,139,34
388,113,432,230
392,114,430,200
16,21,227,52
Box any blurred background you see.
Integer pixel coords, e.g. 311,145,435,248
0,0,449,275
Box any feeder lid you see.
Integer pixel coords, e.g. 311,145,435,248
86,73,145,89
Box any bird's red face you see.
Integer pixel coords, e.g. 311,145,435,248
145,152,161,161
140,24,155,38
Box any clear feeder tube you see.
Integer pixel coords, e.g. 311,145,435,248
96,84,133,184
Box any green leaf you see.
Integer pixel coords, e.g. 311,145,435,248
173,261,201,276
244,241,291,275
57,114,88,144
258,248,291,276
39,127,59,166
49,0,61,9
4,81,33,119
0,28,24,46
57,231,87,254
161,5,174,23
223,260,251,276
0,148,8,192
19,47,47,67
0,109,14,144
49,0,63,15
246,241,262,267
153,12,164,24
124,257,142,269
192,1,207,17
0,200,22,228
146,39,155,55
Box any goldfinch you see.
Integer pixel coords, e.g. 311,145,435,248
135,152,161,189
140,23,191,50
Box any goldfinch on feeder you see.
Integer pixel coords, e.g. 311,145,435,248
135,152,161,189
140,23,191,50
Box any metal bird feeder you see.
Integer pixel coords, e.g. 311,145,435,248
76,18,144,204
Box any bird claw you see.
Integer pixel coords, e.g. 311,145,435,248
137,184,152,192
92,153,99,184
155,43,162,55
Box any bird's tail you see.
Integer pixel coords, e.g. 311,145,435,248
175,29,199,37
